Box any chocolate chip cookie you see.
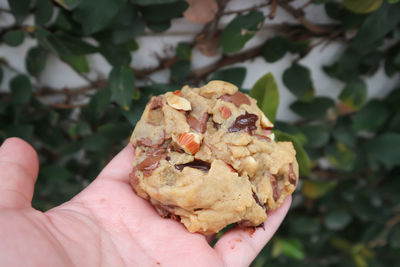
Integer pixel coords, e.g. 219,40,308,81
130,81,298,234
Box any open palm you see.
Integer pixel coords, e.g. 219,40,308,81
0,138,291,266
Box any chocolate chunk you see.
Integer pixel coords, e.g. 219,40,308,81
220,91,251,107
187,113,209,133
252,191,265,210
228,112,258,133
175,159,211,172
254,134,271,142
136,137,165,148
136,148,167,176
270,175,280,202
213,121,221,130
289,163,297,185
149,96,163,110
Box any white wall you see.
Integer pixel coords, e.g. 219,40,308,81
1,0,398,121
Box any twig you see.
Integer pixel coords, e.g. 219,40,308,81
269,0,277,19
190,44,264,81
50,102,88,109
222,1,271,16
0,8,12,14
277,0,337,35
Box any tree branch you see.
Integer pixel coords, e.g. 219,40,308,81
277,0,337,35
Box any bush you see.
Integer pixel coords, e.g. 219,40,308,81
1,0,400,266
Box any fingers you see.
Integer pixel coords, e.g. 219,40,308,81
214,196,292,267
0,138,39,209
96,143,135,183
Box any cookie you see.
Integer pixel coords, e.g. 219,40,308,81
130,81,298,234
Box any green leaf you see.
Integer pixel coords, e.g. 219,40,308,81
342,0,383,14
332,119,357,148
40,165,72,180
290,97,334,120
146,22,171,33
99,43,131,67
364,133,400,169
4,31,25,47
98,122,131,139
339,79,367,110
325,209,352,230
290,217,321,235
26,46,48,76
275,130,311,176
74,0,126,35
220,10,264,54
99,4,145,45
299,123,330,148
60,54,90,73
176,42,191,60
326,142,357,171
35,0,53,25
171,60,190,84
87,87,111,117
287,39,311,54
351,3,400,49
55,0,82,10
140,1,188,23
136,0,181,5
10,74,32,104
82,134,109,151
8,0,31,21
109,66,135,110
249,73,279,123
302,179,337,199
272,238,305,260
121,97,149,125
283,64,313,98
209,67,247,88
274,121,307,145
4,124,34,141
352,100,390,132
261,36,288,63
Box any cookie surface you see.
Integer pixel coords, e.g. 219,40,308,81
130,81,298,234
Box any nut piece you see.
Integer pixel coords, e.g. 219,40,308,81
242,156,258,176
173,90,183,96
219,105,232,119
178,132,202,154
167,94,192,111
260,113,274,129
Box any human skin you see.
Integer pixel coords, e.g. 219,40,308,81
0,137,291,267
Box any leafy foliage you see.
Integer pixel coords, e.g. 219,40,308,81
1,1,400,266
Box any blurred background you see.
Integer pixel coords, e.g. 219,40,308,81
0,0,399,266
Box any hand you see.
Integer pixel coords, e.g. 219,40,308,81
0,137,291,266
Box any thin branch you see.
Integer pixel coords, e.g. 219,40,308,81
222,1,271,16
0,8,12,14
269,0,277,19
190,44,264,81
277,0,337,35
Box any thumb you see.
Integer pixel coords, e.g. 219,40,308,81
0,138,39,209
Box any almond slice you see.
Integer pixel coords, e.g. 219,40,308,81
260,113,274,129
166,94,192,111
178,132,202,154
